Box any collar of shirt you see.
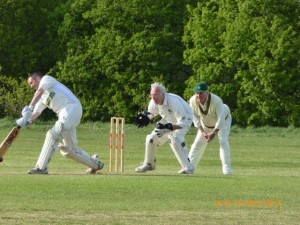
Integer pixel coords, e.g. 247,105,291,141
162,93,168,105
199,96,208,110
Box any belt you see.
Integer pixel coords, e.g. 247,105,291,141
203,115,229,129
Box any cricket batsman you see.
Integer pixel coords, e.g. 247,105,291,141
16,72,104,174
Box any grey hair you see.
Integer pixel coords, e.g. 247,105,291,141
151,82,167,94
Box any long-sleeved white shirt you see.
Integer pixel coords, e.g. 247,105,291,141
189,93,230,129
148,93,193,128
34,75,80,114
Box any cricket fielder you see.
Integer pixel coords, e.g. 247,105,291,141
134,82,194,174
189,82,233,175
17,72,104,174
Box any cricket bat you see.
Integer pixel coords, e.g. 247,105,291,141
0,126,21,162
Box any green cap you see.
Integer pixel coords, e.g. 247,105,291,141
193,82,208,93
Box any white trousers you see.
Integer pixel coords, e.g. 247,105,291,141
58,103,82,148
188,114,233,174
35,103,99,170
143,123,194,171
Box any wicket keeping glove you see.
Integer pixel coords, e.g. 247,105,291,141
135,111,151,128
154,123,173,137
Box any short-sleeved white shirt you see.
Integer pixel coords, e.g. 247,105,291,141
34,75,80,114
148,93,193,128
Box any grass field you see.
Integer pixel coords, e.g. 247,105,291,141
0,118,299,225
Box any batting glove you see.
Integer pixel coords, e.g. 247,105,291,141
16,117,32,128
22,105,33,120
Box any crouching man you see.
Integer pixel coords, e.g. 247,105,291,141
188,82,233,175
134,82,194,174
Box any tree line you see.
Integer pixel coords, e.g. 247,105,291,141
0,0,299,127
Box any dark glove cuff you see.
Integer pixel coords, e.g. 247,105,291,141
165,123,173,130
156,122,173,130
142,111,151,116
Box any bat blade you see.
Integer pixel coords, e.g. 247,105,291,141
0,126,21,162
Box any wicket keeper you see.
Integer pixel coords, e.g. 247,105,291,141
134,82,194,174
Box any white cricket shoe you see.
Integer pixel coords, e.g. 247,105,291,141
28,167,48,174
86,154,104,174
223,170,233,175
223,166,233,175
178,168,194,174
135,163,155,173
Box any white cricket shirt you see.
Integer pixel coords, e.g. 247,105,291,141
34,75,80,114
148,93,193,128
189,93,230,129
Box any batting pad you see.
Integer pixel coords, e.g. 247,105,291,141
36,131,58,170
35,122,63,170
60,146,99,169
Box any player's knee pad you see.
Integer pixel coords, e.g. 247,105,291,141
42,121,63,153
59,145,99,169
36,123,63,169
146,133,159,145
59,145,82,158
144,134,157,166
48,121,63,141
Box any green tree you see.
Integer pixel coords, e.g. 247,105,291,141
53,0,191,121
183,0,238,111
0,75,32,117
0,0,69,77
184,0,300,127
229,0,300,127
